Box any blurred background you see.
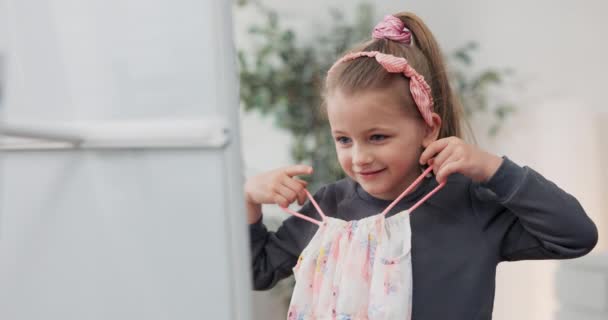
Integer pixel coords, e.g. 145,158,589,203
0,0,606,319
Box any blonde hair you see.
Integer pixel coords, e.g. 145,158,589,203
324,12,466,139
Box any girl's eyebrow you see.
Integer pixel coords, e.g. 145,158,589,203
364,127,392,133
332,127,393,135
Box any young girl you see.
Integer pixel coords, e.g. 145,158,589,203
245,12,598,319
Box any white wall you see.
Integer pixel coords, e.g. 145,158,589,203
0,0,7,104
235,1,608,319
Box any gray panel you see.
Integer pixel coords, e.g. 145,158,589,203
0,150,232,319
0,0,251,319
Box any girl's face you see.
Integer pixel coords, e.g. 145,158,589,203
326,81,436,200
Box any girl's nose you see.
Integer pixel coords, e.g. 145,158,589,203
352,147,374,167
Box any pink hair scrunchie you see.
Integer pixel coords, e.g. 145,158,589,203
372,15,412,45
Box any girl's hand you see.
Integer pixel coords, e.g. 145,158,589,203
244,165,313,223
419,137,503,184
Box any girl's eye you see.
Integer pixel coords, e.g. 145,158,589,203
370,134,388,142
335,136,351,145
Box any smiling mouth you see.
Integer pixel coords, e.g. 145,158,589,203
358,168,386,176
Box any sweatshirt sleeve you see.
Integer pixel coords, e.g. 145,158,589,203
473,157,598,262
248,186,328,290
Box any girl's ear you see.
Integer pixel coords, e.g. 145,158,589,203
421,113,441,148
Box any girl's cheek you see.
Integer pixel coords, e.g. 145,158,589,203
336,152,351,171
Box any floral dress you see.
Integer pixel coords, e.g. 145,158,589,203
280,167,444,319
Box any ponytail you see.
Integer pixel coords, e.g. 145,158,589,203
395,12,465,139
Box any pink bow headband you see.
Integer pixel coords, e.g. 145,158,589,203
328,15,435,127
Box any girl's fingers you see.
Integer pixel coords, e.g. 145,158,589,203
273,194,290,208
281,179,305,206
283,164,314,177
282,175,309,206
275,184,297,206
273,165,312,207
297,190,307,206
435,159,462,183
431,144,456,174
420,138,451,165
291,180,308,206
282,176,306,194
295,180,308,205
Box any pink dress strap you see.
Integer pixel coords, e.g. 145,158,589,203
280,165,444,225
380,165,446,216
279,189,327,226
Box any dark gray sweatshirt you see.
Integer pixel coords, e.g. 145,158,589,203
248,157,598,319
